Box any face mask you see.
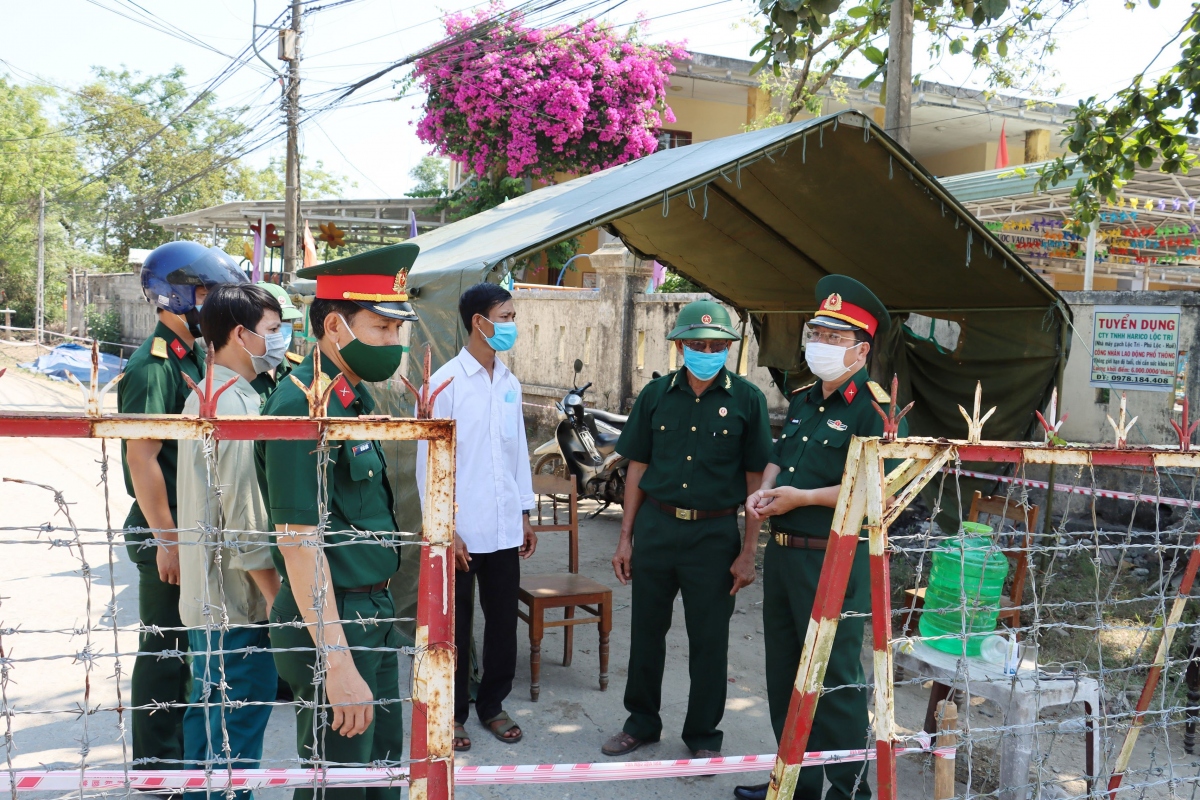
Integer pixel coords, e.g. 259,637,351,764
335,314,406,383
182,307,203,338
682,346,727,381
805,341,861,382
479,318,518,352
242,328,290,374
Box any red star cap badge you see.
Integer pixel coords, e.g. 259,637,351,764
169,339,188,359
331,375,355,408
843,381,858,403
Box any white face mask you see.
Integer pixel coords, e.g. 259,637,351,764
805,341,862,382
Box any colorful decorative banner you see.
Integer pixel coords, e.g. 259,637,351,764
1090,305,1182,392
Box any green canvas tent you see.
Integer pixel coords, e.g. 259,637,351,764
374,109,1070,531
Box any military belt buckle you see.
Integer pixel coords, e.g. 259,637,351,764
675,506,697,521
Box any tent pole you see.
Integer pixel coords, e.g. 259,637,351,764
1040,308,1071,542
1083,221,1098,291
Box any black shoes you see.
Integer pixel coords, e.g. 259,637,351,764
733,783,769,800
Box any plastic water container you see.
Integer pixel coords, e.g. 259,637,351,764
918,522,1009,657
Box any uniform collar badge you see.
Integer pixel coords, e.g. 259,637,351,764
827,419,848,431
331,374,356,408
169,338,188,359
842,380,857,403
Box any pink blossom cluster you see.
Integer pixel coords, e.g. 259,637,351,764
413,7,688,179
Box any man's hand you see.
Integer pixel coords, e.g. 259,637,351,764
746,489,774,521
519,516,537,559
612,537,633,585
453,534,471,572
730,551,756,596
753,486,809,517
157,541,181,585
325,658,374,737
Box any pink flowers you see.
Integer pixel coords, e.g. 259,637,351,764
413,6,687,179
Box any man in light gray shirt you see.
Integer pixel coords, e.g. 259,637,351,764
177,284,287,797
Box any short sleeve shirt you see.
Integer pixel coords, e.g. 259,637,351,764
616,367,772,510
255,352,400,589
768,367,908,536
117,320,204,534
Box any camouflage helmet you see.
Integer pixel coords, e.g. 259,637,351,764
667,300,739,341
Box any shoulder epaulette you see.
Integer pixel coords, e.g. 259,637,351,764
285,351,303,364
789,381,816,396
150,336,168,359
867,380,891,404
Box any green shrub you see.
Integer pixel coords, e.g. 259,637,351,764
84,305,122,355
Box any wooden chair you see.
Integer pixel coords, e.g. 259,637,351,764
900,490,1038,636
516,474,612,702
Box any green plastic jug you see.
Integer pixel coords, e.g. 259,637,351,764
918,522,1009,657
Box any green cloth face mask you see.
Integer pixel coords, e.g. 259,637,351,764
335,314,407,383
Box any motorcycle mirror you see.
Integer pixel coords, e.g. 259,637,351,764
573,358,583,375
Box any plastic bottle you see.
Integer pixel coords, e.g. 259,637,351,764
978,633,1019,674
918,522,1009,657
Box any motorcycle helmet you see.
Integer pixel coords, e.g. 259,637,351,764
140,241,248,336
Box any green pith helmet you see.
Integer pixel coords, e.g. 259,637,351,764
256,281,302,321
667,300,739,340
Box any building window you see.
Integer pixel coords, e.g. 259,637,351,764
657,130,693,150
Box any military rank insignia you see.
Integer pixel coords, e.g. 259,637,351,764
150,337,168,359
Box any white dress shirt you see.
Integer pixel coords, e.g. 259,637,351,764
417,347,535,554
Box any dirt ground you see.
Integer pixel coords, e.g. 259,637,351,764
0,342,1193,799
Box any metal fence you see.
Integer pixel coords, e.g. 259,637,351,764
0,361,456,800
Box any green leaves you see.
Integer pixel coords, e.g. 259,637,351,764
863,45,887,64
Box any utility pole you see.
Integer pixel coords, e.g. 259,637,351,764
36,187,45,345
281,0,302,282
883,0,914,151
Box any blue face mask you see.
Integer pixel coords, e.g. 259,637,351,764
480,319,518,352
682,346,727,380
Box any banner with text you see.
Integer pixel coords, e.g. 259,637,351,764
1090,305,1181,392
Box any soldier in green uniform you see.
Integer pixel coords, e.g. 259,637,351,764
249,280,305,400
602,300,773,759
256,243,418,800
735,275,907,800
118,241,247,770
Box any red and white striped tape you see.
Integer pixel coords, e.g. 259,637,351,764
951,469,1200,510
2,738,953,790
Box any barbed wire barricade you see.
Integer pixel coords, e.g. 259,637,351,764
0,351,457,800
766,386,1200,800
6,350,1200,800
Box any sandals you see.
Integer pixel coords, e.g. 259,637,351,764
601,730,654,756
453,724,471,752
481,711,523,743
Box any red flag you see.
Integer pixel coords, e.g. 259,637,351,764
994,121,1009,169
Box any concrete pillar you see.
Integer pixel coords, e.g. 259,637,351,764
1025,129,1050,164
590,241,653,412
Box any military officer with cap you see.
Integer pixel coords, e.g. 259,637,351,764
735,275,907,800
249,280,306,399
256,243,418,800
118,240,247,770
602,300,772,760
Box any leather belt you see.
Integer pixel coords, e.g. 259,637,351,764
645,496,738,521
768,523,829,550
342,580,389,594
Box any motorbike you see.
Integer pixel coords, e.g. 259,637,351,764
532,359,630,513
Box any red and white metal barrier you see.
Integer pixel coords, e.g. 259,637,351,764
950,467,1200,509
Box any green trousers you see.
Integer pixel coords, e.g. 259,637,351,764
130,556,191,769
764,538,872,800
271,584,405,800
622,501,740,753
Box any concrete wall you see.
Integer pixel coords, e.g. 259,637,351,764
68,272,155,346
1058,290,1199,447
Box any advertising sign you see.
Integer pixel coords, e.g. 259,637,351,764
1090,305,1181,392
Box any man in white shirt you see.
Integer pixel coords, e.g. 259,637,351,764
177,284,285,797
417,282,537,752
